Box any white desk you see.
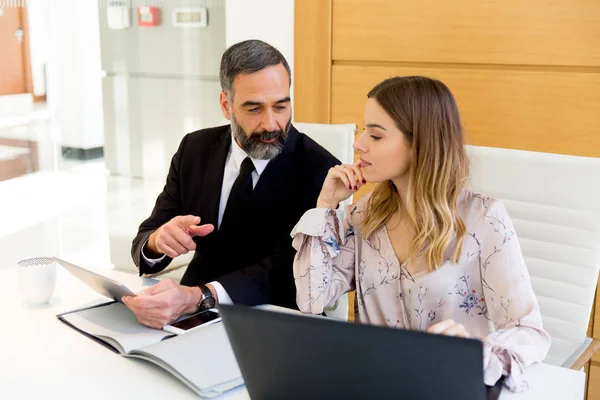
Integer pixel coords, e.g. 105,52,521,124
0,267,584,400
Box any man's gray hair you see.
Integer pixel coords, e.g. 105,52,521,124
219,40,291,100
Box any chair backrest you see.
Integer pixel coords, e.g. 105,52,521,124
293,122,356,321
294,122,356,210
293,122,356,165
467,145,600,366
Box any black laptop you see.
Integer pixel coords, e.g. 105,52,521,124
219,304,504,400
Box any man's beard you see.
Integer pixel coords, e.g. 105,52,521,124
231,113,291,160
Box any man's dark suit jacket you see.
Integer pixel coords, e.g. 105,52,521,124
131,124,340,309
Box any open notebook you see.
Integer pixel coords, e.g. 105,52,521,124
57,302,243,398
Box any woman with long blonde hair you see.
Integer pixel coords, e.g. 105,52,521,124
292,76,549,391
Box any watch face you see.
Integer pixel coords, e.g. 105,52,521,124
201,297,216,310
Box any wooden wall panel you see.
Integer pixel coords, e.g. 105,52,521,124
294,0,332,123
332,0,600,67
331,65,600,158
589,364,600,400
20,8,34,95
586,362,591,400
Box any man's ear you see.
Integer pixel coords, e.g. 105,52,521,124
219,91,231,120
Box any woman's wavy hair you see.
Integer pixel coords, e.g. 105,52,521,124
361,76,470,271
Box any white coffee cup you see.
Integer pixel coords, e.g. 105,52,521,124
17,257,57,305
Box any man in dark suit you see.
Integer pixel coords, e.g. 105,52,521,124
123,40,340,328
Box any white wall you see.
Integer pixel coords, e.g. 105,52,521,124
32,0,294,154
26,0,50,97
45,0,104,150
225,0,294,100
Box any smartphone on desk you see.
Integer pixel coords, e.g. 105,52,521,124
163,309,221,335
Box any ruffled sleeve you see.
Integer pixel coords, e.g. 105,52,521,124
291,206,357,314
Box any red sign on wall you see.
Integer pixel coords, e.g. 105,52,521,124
138,7,160,27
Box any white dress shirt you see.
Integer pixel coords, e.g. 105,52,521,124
142,133,270,304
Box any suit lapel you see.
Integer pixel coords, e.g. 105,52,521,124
201,128,231,228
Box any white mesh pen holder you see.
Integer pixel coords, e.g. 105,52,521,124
17,256,57,305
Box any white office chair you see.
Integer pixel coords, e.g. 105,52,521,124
294,122,355,165
294,122,356,210
294,122,357,321
467,145,600,369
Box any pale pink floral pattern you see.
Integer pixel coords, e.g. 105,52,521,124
291,191,550,392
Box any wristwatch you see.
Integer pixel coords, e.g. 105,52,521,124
197,284,216,312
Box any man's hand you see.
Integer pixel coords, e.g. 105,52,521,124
122,279,202,329
427,319,472,338
146,215,214,258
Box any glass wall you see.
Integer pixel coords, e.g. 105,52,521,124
0,0,293,271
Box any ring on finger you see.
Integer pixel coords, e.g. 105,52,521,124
340,165,346,171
